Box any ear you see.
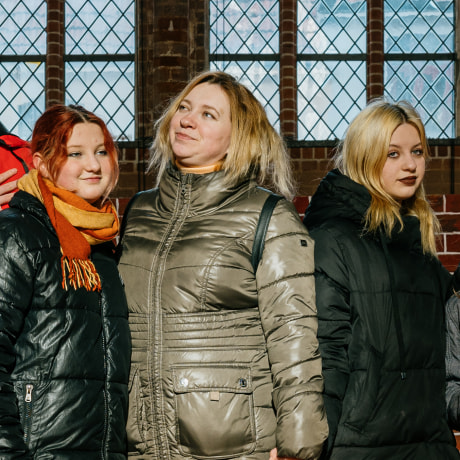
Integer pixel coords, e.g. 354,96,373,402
32,152,50,178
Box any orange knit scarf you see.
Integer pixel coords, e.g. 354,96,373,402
18,170,119,292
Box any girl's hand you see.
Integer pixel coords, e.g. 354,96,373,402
269,447,301,460
0,168,18,208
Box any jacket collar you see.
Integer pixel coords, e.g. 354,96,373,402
305,169,422,249
304,168,370,230
157,162,256,214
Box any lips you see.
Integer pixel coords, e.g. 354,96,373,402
175,131,195,141
399,176,417,186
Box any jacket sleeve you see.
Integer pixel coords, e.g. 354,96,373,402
446,294,460,430
307,226,351,459
452,264,460,297
256,200,328,460
0,230,34,458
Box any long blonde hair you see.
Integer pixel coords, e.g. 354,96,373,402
334,98,439,255
149,70,296,199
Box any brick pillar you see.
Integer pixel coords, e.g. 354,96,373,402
46,0,65,106
138,0,208,123
456,1,460,139
131,0,208,191
136,0,155,140
279,0,297,139
149,0,191,119
367,0,384,101
189,0,209,77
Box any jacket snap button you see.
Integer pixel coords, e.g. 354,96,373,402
238,378,247,388
179,378,189,387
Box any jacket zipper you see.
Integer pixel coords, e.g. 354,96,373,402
152,174,191,459
23,384,34,445
100,293,109,459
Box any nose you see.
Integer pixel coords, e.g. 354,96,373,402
85,153,102,172
402,152,416,171
180,111,196,128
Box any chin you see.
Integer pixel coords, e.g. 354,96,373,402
78,194,102,204
395,193,416,202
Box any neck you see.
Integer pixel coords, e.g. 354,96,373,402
175,159,224,174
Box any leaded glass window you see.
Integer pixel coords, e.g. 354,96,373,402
0,0,135,141
210,0,280,131
384,0,454,139
0,0,46,138
297,0,367,140
65,0,135,141
210,0,456,142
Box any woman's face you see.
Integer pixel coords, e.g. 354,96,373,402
169,82,232,167
35,122,114,204
380,122,425,202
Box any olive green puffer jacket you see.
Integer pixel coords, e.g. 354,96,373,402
118,165,328,460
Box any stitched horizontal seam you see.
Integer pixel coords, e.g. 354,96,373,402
258,272,314,291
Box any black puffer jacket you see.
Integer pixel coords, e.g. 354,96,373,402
446,294,460,430
304,169,460,459
0,191,131,459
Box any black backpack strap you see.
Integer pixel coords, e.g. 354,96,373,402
115,191,143,262
251,193,283,273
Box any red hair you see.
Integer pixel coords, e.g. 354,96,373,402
31,104,119,194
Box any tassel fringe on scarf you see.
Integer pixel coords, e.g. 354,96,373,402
18,169,119,292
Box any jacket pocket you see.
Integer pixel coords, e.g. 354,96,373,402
22,383,34,446
172,364,256,459
343,346,383,432
14,381,40,453
126,367,148,454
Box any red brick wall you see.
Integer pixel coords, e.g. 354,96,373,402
432,194,460,272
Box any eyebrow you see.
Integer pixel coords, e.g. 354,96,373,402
67,143,105,150
388,142,422,149
181,98,220,115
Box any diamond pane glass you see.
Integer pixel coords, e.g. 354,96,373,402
66,0,135,54
66,61,135,141
297,60,366,140
384,60,454,138
210,0,278,54
385,0,454,53
0,62,45,139
298,0,366,54
0,0,46,55
210,60,280,131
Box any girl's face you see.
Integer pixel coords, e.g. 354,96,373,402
380,123,425,202
34,122,114,204
169,82,232,167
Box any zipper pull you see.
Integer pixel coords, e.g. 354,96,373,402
25,384,33,403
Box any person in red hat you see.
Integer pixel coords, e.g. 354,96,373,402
0,121,34,209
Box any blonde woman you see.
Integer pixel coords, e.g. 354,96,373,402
118,71,328,459
304,99,460,459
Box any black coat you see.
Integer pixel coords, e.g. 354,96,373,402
0,191,131,459
304,169,460,459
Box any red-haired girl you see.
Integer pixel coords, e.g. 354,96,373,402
0,104,131,458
